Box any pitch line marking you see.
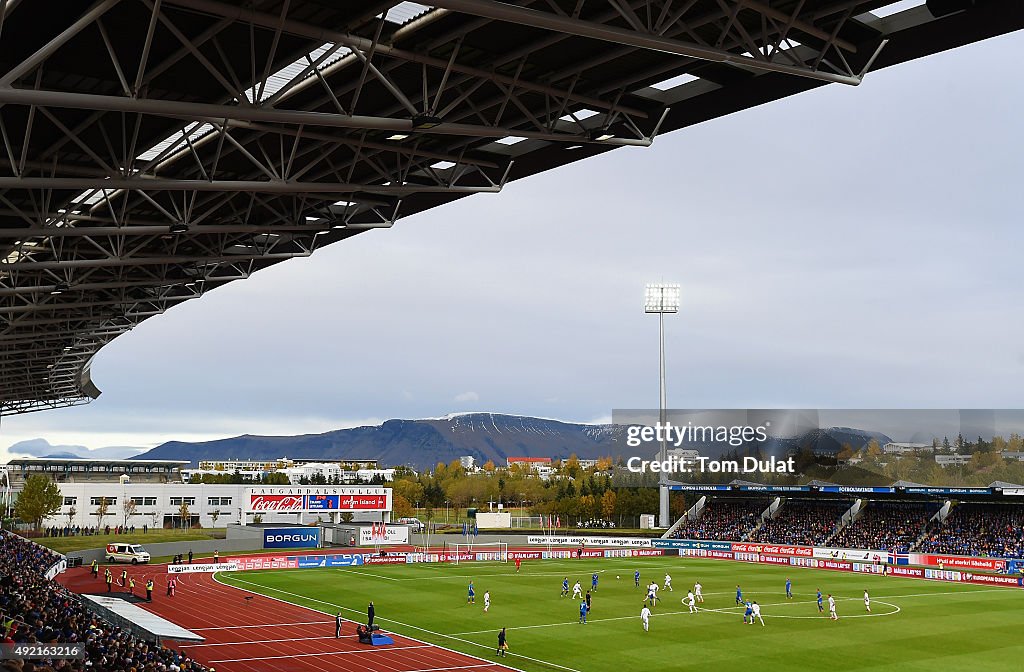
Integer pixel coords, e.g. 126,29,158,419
221,574,580,672
695,600,901,620
208,643,431,663
213,573,531,672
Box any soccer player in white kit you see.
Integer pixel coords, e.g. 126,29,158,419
572,581,583,599
863,589,870,612
694,581,704,603
640,604,652,631
828,594,838,620
664,573,673,591
751,601,765,626
484,590,491,613
686,590,697,613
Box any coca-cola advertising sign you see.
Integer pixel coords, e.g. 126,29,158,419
250,494,304,511
246,487,391,512
731,543,812,557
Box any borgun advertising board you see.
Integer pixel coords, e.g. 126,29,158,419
263,526,322,549
246,487,392,512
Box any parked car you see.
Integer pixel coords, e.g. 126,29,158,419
105,543,151,564
398,517,425,532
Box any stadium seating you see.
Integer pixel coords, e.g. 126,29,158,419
830,501,939,553
670,499,767,541
0,530,211,672
747,500,850,546
916,503,1024,558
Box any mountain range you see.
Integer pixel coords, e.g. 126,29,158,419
125,414,892,471
131,413,620,470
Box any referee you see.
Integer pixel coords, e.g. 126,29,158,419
497,627,508,657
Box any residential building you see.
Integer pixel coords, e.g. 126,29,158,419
935,454,971,467
883,442,934,456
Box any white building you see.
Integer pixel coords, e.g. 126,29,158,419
460,456,476,470
883,442,934,456
1002,451,1024,462
47,483,391,529
667,449,700,465
935,454,971,468
182,463,395,484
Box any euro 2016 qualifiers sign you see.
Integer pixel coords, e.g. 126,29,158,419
246,486,392,512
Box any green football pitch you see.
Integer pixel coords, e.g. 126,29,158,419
216,556,1024,672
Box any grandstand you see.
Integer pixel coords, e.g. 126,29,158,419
0,530,210,672
747,499,851,546
670,498,768,541
664,484,1024,557
919,503,1024,559
830,501,941,553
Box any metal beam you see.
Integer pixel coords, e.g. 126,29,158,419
0,176,502,195
0,0,123,87
0,87,625,143
426,0,862,85
161,0,649,119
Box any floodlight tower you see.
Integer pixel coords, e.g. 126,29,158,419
644,283,680,528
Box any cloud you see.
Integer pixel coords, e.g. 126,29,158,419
454,391,480,403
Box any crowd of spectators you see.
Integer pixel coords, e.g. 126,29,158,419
39,526,148,539
748,500,850,546
670,499,767,541
830,502,939,553
0,530,211,672
916,504,1024,558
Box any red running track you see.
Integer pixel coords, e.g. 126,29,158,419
61,566,518,672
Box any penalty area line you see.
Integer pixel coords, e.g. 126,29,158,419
215,573,546,672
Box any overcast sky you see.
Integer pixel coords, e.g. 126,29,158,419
2,27,1022,459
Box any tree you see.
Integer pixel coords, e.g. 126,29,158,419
340,512,354,523
253,513,263,524
151,509,162,529
482,460,496,472
178,501,191,529
865,439,882,457
210,509,221,526
65,505,77,528
600,490,617,519
836,443,855,462
15,475,63,531
94,497,111,530
392,494,414,519
122,498,138,528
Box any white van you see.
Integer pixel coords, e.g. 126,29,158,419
105,543,151,564
398,517,425,532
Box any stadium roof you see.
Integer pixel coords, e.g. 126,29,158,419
4,456,189,465
1,1,1022,414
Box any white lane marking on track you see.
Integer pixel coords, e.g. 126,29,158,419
212,573,532,672
208,644,431,663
